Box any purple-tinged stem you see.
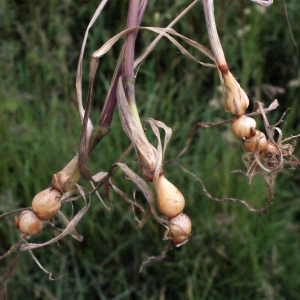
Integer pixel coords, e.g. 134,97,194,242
97,0,147,129
98,68,122,129
124,0,140,78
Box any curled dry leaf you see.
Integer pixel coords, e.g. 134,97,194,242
134,0,202,69
76,0,109,139
90,171,112,211
112,163,168,227
56,211,84,242
249,0,273,7
173,161,272,214
92,26,215,65
117,78,157,180
110,183,148,228
139,242,174,273
29,249,65,281
144,118,172,180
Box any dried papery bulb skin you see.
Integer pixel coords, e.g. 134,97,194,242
51,170,80,193
265,141,277,155
32,188,62,220
18,210,43,236
244,130,268,153
262,141,281,169
169,213,192,244
231,115,256,139
141,167,154,182
51,155,80,193
154,175,185,218
223,71,249,116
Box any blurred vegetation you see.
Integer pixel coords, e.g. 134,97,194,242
1,0,300,299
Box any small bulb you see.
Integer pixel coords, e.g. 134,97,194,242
244,130,268,153
154,175,185,218
169,213,192,244
231,115,256,139
223,72,249,116
18,210,43,236
32,188,62,220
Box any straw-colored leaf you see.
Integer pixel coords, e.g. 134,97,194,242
90,171,112,211
174,161,273,214
56,211,84,242
113,163,168,226
134,0,200,68
249,0,273,7
117,77,157,172
144,118,172,180
29,249,64,280
92,26,215,68
110,182,147,228
76,0,109,139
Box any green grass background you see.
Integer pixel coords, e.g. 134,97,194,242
1,0,300,299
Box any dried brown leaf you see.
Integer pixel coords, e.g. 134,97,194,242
56,211,83,242
0,207,31,219
29,249,64,280
78,58,102,181
139,242,173,272
144,118,172,180
92,26,214,66
110,183,147,228
113,163,168,226
249,0,273,6
76,0,108,135
89,171,112,211
117,78,157,171
174,161,272,214
134,0,200,68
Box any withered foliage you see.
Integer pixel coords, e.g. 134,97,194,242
1,0,299,289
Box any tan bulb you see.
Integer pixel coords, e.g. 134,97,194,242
169,213,192,244
154,175,185,218
32,188,62,220
231,115,256,139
